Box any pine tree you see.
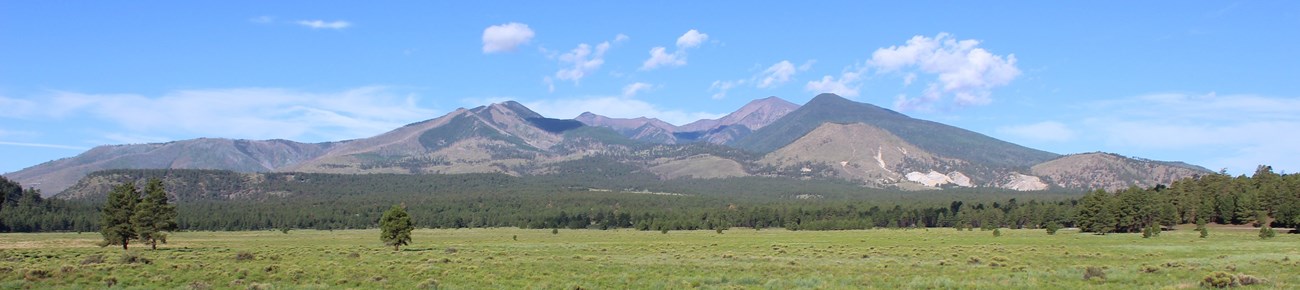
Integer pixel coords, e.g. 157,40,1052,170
101,183,140,250
132,178,177,250
379,204,413,251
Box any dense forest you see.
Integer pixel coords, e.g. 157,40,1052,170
1,165,1297,233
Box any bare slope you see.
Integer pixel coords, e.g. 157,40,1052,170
1031,152,1210,191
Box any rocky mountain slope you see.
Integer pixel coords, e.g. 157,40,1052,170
6,94,1211,196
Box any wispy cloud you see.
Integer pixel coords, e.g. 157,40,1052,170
552,35,626,86
296,20,351,30
622,82,654,98
3,87,437,144
0,141,87,150
1078,92,1300,174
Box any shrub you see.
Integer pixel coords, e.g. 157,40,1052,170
1259,225,1276,239
23,269,50,281
1083,266,1106,281
80,254,105,265
1045,222,1061,235
1236,274,1265,286
992,228,1002,237
1199,227,1209,239
967,256,981,265
1201,271,1238,288
1139,265,1159,273
234,251,255,261
120,251,151,264
551,228,558,235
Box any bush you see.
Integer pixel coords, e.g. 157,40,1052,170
1259,225,1276,239
1045,222,1061,235
992,228,1002,237
23,269,50,281
1201,271,1238,288
1199,227,1209,239
1236,274,1265,286
120,251,151,264
80,254,105,265
234,251,255,261
1083,266,1106,281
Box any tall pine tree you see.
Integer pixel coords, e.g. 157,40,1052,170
379,204,413,251
132,178,177,250
101,183,140,250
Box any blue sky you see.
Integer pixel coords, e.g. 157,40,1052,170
2,1,1298,175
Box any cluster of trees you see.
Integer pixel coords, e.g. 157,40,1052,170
99,178,178,250
0,176,97,232
1076,165,1300,233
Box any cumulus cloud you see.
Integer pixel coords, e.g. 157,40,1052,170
482,22,535,54
622,82,654,97
870,33,1020,108
525,97,722,125
676,29,708,48
641,29,709,70
997,121,1077,143
709,79,745,100
4,87,438,143
805,69,863,98
757,61,796,89
295,20,351,29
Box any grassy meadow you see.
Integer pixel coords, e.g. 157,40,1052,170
1,227,1297,289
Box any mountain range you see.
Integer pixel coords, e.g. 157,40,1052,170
6,93,1210,197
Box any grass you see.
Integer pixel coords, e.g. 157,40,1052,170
0,227,1297,289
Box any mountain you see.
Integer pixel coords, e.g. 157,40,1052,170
680,96,799,132
5,138,333,195
578,96,799,145
285,101,580,175
735,94,1058,168
7,95,1212,195
1031,152,1212,191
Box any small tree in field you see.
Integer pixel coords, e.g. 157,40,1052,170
101,183,140,250
132,178,177,250
379,205,413,251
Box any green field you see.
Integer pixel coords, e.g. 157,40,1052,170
1,227,1296,289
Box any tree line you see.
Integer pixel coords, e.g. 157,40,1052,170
2,165,1297,234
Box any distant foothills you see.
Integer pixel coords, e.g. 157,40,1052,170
6,93,1210,197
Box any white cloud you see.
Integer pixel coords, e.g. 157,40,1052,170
555,42,610,84
709,79,744,100
1081,92,1300,174
641,29,709,70
757,60,797,89
676,29,709,48
641,47,683,70
525,97,722,125
997,121,1077,143
614,33,630,42
482,22,536,54
805,69,863,98
622,82,654,97
8,87,437,143
295,20,351,30
798,60,816,71
870,32,1020,108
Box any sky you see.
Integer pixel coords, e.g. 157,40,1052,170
2,1,1299,175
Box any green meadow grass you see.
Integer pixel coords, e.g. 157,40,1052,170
1,227,1296,289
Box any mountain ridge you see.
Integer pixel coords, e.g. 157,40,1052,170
6,94,1210,195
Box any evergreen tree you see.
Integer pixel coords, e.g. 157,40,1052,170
101,183,140,250
1077,189,1116,234
379,204,413,251
132,178,177,250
